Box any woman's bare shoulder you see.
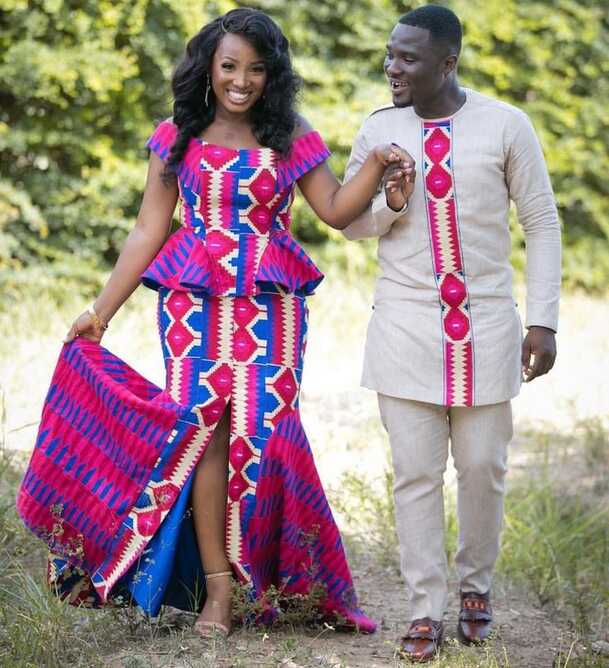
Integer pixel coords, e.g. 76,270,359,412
292,113,314,139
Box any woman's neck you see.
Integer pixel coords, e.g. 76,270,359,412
201,109,260,149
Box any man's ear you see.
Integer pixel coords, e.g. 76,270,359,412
443,54,458,75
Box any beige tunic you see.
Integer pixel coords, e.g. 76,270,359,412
343,88,561,407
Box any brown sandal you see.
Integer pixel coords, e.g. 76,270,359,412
193,570,233,639
399,617,444,663
457,591,493,645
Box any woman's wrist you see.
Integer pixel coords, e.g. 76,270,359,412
94,296,120,325
372,145,391,167
88,303,109,331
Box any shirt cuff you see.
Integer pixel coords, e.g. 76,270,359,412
525,300,559,333
371,191,409,233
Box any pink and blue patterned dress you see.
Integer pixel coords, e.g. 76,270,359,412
16,120,375,632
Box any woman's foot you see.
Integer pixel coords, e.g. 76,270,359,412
194,570,234,638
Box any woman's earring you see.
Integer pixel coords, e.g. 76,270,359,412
205,74,210,106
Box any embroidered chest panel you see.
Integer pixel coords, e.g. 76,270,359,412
422,120,474,406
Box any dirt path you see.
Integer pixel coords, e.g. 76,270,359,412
4,281,607,666
104,567,584,668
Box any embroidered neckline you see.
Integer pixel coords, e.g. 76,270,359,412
192,130,321,155
194,136,273,153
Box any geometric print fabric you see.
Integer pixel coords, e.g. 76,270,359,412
16,290,375,628
422,120,474,406
17,121,375,631
158,287,306,581
142,121,328,298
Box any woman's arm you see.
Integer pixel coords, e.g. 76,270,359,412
295,116,415,230
65,154,179,342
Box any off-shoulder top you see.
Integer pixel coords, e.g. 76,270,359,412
141,120,330,297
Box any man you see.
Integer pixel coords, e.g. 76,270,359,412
343,5,561,662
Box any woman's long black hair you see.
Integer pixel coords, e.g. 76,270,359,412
164,8,301,179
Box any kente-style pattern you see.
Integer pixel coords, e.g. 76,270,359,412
17,123,376,632
156,288,306,583
142,120,326,298
17,341,205,600
422,120,474,407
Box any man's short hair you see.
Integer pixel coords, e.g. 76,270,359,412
399,5,462,56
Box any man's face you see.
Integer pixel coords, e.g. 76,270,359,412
384,23,451,108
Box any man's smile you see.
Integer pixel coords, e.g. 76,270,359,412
389,77,409,91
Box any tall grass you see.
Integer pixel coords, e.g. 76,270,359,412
329,418,609,645
499,422,609,638
2,277,608,665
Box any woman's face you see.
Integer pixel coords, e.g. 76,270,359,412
210,33,267,115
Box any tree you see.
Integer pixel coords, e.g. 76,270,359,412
0,0,213,295
1,0,608,295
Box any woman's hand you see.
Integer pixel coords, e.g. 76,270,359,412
64,310,106,344
372,143,406,167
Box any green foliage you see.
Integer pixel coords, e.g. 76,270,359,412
452,0,609,293
500,482,609,634
0,0,214,288
1,0,608,293
257,0,609,292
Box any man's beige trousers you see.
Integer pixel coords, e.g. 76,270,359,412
378,394,513,620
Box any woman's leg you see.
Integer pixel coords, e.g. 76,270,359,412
192,405,233,632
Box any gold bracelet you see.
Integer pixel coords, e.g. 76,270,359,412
86,304,108,331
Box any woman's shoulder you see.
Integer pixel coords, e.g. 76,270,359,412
156,117,178,134
291,113,315,140
276,115,330,189
148,117,178,141
288,114,328,152
146,118,181,164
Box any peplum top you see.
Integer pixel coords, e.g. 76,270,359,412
141,120,329,297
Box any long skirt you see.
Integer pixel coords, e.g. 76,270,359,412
16,288,375,632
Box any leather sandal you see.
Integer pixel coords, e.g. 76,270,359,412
399,617,444,663
457,590,493,645
193,570,233,639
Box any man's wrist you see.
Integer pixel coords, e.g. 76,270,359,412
527,324,556,334
386,196,409,213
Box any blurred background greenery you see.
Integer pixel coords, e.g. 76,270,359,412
1,4,609,664
1,0,608,304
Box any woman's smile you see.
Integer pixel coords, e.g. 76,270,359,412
225,87,252,105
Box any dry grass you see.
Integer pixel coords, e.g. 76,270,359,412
1,273,608,666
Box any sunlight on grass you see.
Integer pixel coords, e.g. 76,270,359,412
2,276,608,666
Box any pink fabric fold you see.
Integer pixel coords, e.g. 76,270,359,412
256,231,324,295
142,228,323,296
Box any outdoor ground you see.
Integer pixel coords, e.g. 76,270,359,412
1,271,607,667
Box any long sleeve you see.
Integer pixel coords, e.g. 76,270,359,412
506,113,561,331
341,124,406,240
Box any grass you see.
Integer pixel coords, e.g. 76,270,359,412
2,278,609,665
327,416,609,666
499,420,609,639
331,425,609,641
1,427,608,666
500,483,609,634
0,436,607,668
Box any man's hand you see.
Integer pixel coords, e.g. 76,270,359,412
521,326,556,382
383,144,416,211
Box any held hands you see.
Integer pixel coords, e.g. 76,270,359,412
64,307,108,344
521,326,557,382
373,143,416,212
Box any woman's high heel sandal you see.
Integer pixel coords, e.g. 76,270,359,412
193,570,234,639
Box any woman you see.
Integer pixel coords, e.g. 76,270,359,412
17,8,414,636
